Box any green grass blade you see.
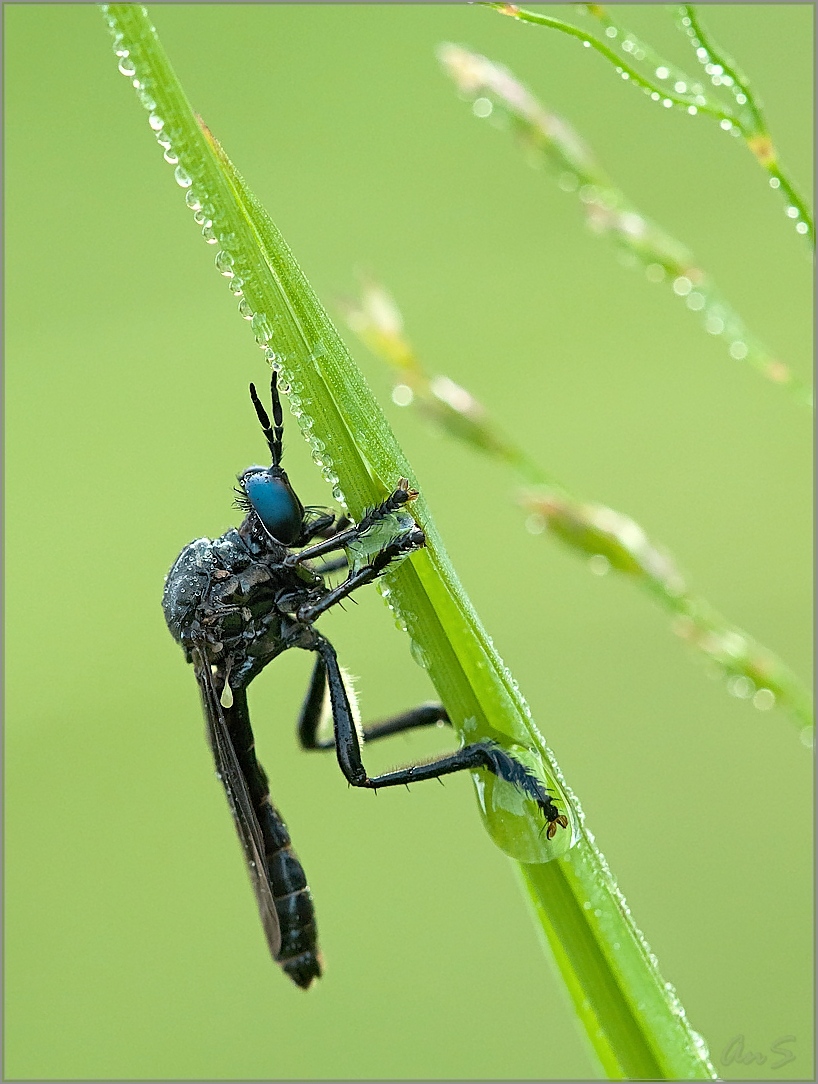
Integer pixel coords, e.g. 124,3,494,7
100,5,717,1077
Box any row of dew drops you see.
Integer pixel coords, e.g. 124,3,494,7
105,10,346,512
677,12,810,238
569,11,809,240
577,822,715,1071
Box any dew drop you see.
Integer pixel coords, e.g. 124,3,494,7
662,98,673,109
239,298,254,321
473,742,579,863
605,26,617,38
728,675,754,699
686,292,705,311
645,263,665,283
589,554,610,576
252,312,273,344
735,92,747,105
796,222,809,235
174,165,192,189
769,177,781,189
799,726,814,749
719,119,733,131
163,149,179,165
672,275,692,296
674,80,687,93
583,39,591,48
752,688,775,711
410,639,430,670
785,206,799,219
215,250,234,276
525,513,546,535
148,112,164,131
392,384,413,406
728,340,748,360
705,313,725,335
651,91,661,102
655,66,669,80
472,97,493,118
687,105,698,115
201,221,217,244
118,57,136,77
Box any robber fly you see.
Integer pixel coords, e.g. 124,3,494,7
162,372,568,988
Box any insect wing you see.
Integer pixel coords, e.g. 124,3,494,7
192,648,282,959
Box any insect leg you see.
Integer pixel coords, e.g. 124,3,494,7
297,655,449,750
296,526,424,624
313,554,349,576
313,638,566,831
286,479,418,567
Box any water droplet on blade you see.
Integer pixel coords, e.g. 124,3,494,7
473,743,580,863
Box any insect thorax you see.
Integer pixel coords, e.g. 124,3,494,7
162,521,324,674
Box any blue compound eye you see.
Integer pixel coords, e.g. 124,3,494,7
243,470,303,545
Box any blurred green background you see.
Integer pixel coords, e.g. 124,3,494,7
4,4,813,1079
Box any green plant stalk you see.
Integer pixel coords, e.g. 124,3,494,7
100,6,716,1077
487,3,729,119
438,44,812,408
676,5,814,246
489,3,813,247
343,282,813,734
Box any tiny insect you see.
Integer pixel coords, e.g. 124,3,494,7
162,372,568,988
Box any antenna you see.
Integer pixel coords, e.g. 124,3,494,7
249,373,284,467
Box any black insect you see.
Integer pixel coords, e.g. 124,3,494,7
162,372,568,988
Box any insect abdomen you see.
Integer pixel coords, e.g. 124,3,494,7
258,800,322,988
226,687,322,988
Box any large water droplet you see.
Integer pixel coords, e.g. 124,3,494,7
473,742,580,863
